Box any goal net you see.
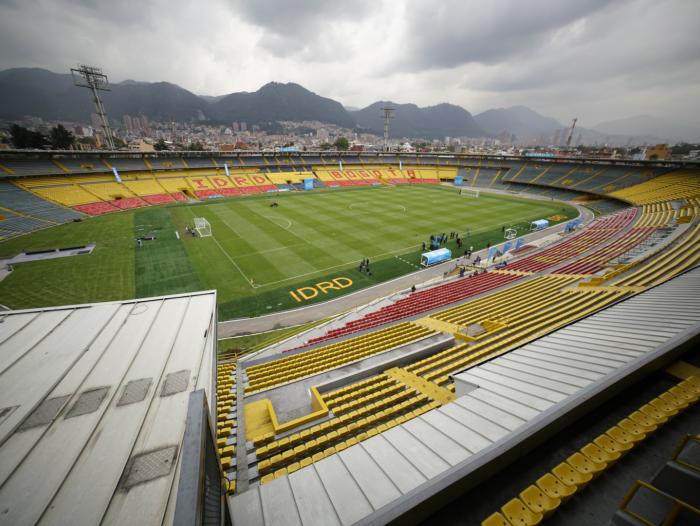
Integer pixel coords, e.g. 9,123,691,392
193,217,212,237
459,188,480,198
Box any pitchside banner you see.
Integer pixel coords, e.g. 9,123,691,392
303,178,314,190
454,175,463,186
502,241,512,253
487,246,499,261
515,238,525,251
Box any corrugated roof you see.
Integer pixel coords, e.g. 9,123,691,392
228,267,700,525
0,291,217,526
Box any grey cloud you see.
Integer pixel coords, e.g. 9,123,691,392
399,0,617,70
228,0,373,56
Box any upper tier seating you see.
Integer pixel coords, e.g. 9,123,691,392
0,158,65,176
52,157,110,173
183,157,215,169
103,157,149,172
504,162,666,195
608,170,700,204
149,158,187,170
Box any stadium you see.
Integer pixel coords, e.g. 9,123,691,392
0,148,698,525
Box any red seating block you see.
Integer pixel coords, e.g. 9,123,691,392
142,193,175,205
73,202,119,215
110,197,148,210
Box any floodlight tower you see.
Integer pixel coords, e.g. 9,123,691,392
381,105,394,152
566,117,578,148
71,65,116,150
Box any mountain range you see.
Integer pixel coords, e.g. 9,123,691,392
1,68,698,143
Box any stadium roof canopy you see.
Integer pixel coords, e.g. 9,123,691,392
0,290,217,525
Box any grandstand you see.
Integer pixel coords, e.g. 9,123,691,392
0,150,698,525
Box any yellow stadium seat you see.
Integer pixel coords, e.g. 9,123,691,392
580,442,620,465
551,462,592,489
500,497,543,525
482,511,511,526
519,485,561,518
535,473,576,502
566,452,606,479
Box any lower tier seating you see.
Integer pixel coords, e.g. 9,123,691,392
244,323,435,394
303,271,523,347
507,209,636,273
73,202,119,215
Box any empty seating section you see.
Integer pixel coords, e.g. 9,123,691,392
614,204,700,288
503,162,666,195
314,166,379,186
481,375,699,525
461,164,513,190
608,170,700,205
182,157,214,169
265,171,314,185
105,158,149,172
150,158,187,170
28,183,100,207
156,176,194,198
303,271,523,347
216,359,238,494
507,209,637,273
51,157,110,173
507,182,587,201
408,278,626,383
584,199,630,216
0,181,80,238
121,176,168,197
77,181,134,201
244,323,435,394
111,197,148,210
0,158,64,176
555,226,656,275
255,390,439,484
313,165,445,186
72,202,119,215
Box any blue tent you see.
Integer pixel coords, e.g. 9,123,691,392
420,248,451,267
530,219,550,231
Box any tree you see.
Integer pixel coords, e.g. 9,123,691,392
154,139,169,151
49,124,74,150
10,124,47,149
319,142,332,150
333,137,349,150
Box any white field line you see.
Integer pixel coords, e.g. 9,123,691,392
185,206,255,287
211,235,257,288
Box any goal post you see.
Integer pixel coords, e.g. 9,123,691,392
459,188,480,198
193,217,212,237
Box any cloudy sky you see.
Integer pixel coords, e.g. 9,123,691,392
1,0,698,125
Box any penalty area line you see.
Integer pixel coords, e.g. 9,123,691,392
211,235,258,289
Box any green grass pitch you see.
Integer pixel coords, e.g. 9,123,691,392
0,185,577,319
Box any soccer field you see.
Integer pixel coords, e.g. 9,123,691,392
0,185,577,319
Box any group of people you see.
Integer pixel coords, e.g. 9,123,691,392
185,225,197,237
423,229,472,252
358,258,372,275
